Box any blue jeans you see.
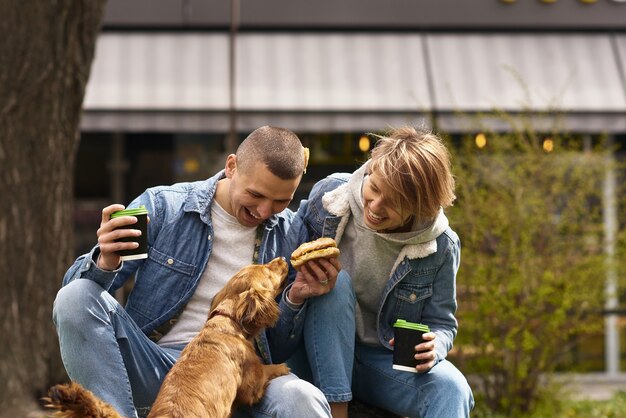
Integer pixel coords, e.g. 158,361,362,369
53,279,331,418
288,272,474,418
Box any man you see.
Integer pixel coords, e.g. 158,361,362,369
54,126,340,417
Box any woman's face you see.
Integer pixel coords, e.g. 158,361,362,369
362,169,414,233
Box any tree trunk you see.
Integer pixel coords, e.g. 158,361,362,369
0,2,106,415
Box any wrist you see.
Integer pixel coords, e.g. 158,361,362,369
96,253,121,271
286,289,305,307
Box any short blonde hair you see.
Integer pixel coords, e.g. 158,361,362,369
368,126,456,220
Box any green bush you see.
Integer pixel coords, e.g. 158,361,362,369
560,392,626,418
447,126,621,416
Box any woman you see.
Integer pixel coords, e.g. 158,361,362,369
291,126,474,418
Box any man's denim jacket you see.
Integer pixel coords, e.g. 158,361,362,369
62,170,307,364
297,171,460,363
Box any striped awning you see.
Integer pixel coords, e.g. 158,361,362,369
82,31,626,133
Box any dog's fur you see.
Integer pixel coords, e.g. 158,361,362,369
44,257,290,418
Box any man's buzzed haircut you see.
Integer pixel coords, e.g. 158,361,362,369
236,126,305,179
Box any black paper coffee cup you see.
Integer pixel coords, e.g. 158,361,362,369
110,206,149,261
392,319,430,373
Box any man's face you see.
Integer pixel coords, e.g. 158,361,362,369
224,157,300,227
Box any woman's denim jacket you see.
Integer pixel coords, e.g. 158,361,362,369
62,170,307,364
298,172,460,363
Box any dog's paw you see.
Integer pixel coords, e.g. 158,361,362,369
266,363,290,380
276,363,290,376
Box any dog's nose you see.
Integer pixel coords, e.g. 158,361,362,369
268,256,288,272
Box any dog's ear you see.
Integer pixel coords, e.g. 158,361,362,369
211,267,255,311
235,286,280,331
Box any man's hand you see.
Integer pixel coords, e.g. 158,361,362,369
96,204,143,271
287,257,341,304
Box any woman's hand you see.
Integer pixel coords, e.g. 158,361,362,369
390,332,437,373
287,257,341,304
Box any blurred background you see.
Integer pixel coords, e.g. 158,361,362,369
71,0,626,415
76,0,626,241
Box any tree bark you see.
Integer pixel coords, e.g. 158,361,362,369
0,2,106,415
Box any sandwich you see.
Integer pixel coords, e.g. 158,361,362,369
290,237,340,269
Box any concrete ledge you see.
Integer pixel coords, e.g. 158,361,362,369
554,372,626,401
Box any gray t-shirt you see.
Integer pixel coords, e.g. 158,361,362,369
158,200,256,347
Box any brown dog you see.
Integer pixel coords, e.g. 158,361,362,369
45,257,291,418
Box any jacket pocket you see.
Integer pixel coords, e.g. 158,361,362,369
392,282,433,324
148,247,196,276
394,282,433,304
126,247,197,326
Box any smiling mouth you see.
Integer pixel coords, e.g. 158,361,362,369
368,210,384,221
247,208,262,220
364,209,389,232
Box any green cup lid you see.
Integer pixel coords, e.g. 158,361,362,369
393,319,430,332
110,205,148,218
